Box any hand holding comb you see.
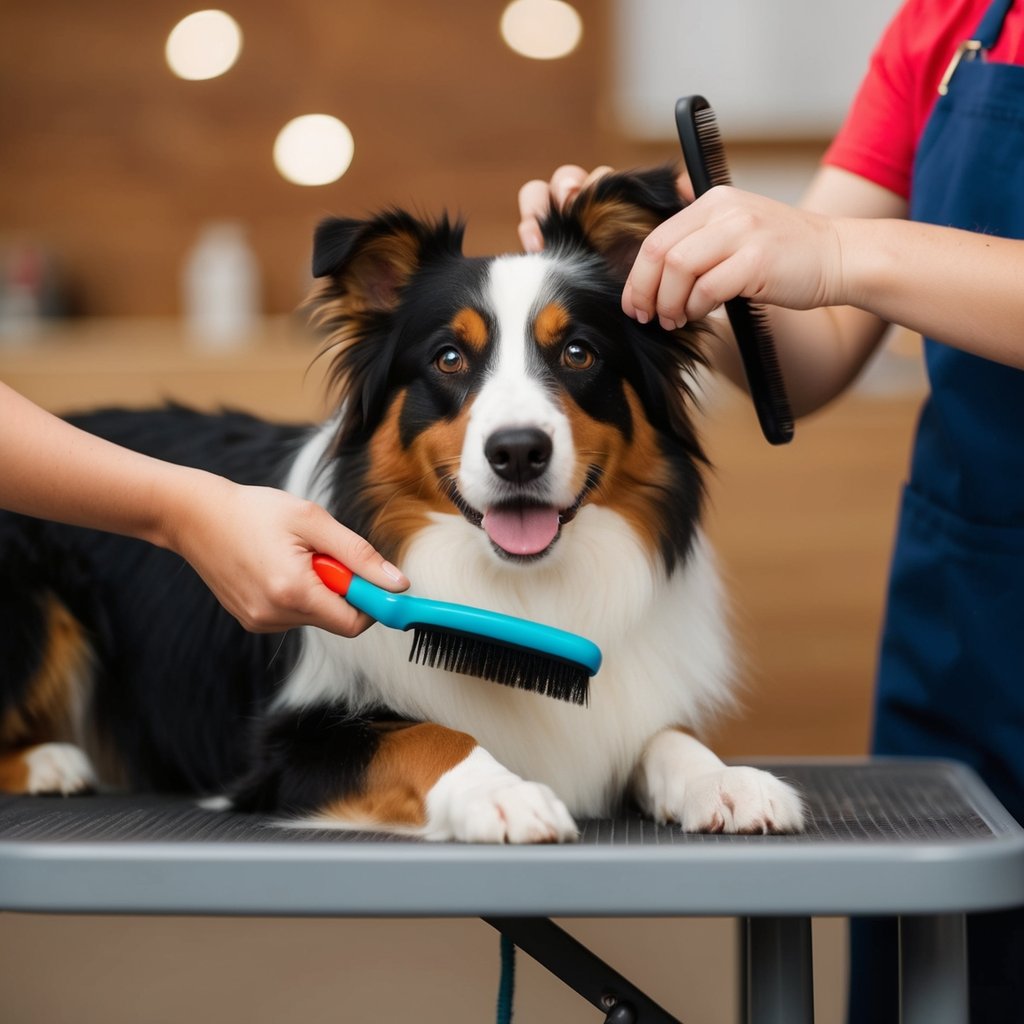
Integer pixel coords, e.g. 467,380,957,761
675,95,794,446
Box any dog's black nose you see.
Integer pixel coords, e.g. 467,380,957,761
485,427,552,484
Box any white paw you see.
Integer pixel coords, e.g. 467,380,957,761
457,778,578,844
24,742,97,795
425,748,578,844
197,795,233,811
673,766,804,834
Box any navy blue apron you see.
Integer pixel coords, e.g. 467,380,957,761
852,2,1024,1020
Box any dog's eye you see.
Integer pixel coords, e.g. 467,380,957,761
561,342,595,370
435,347,466,374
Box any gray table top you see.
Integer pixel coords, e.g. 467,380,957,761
2,759,1023,917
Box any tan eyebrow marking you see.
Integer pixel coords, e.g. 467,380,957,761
451,308,489,352
534,302,571,347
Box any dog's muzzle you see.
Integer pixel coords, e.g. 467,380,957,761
440,464,603,562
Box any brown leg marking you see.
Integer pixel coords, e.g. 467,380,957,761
319,723,476,829
0,752,30,793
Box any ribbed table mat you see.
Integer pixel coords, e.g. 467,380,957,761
0,761,1000,847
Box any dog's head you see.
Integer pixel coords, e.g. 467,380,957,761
307,166,706,573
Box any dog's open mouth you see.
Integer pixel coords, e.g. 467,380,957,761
482,504,561,557
440,467,602,561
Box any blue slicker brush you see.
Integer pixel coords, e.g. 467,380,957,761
313,554,601,705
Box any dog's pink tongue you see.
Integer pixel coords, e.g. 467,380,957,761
483,506,560,556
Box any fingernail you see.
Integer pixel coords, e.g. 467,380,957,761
381,561,405,584
635,309,650,325
676,319,688,330
526,228,543,253
659,316,675,332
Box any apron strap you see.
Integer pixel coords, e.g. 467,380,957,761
939,0,1017,95
976,0,1016,49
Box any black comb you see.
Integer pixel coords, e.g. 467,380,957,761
675,95,794,445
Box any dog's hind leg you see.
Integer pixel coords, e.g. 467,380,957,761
0,742,97,795
226,708,577,843
0,568,98,795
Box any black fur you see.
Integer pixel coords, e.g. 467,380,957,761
0,407,309,792
229,703,383,815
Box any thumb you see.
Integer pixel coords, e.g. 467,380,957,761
303,513,410,594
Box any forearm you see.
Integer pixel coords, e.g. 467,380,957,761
749,220,1024,416
835,217,1024,368
0,381,211,550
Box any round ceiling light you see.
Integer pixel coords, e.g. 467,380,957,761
500,0,582,60
273,114,355,187
166,10,243,81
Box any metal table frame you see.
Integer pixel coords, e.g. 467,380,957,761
2,759,1022,1023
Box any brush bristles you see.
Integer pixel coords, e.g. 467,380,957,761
409,628,590,706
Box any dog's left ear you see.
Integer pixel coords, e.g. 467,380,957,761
542,165,685,281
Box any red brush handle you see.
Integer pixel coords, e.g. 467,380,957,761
312,554,354,596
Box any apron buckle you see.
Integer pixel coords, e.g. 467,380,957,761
938,39,985,96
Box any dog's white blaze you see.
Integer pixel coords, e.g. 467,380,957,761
277,413,734,817
458,255,577,512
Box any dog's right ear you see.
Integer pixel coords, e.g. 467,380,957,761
311,210,462,315
307,211,464,447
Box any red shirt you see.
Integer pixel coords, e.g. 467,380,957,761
823,0,1024,198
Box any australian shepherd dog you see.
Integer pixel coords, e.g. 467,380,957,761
0,168,803,842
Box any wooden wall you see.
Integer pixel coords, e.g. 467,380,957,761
1,0,624,317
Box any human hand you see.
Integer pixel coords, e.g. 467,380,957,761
517,164,695,253
167,474,409,636
623,185,845,331
517,164,615,252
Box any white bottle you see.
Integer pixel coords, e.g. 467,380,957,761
183,221,260,349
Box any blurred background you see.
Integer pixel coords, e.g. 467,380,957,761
0,1,921,1021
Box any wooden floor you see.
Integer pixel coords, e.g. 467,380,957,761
1,317,924,760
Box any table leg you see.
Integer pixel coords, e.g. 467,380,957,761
737,918,748,1024
744,916,814,1024
899,914,967,1024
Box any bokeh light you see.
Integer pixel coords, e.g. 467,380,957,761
500,0,582,61
273,115,355,187
165,10,243,81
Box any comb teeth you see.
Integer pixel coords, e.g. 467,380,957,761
410,627,590,706
692,106,732,187
748,305,792,433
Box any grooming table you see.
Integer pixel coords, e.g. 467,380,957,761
2,759,1023,1024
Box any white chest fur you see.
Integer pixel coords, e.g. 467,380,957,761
279,498,735,818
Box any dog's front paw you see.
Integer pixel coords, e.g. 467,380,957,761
425,748,578,843
674,766,804,834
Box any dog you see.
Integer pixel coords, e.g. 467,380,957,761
0,167,804,842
